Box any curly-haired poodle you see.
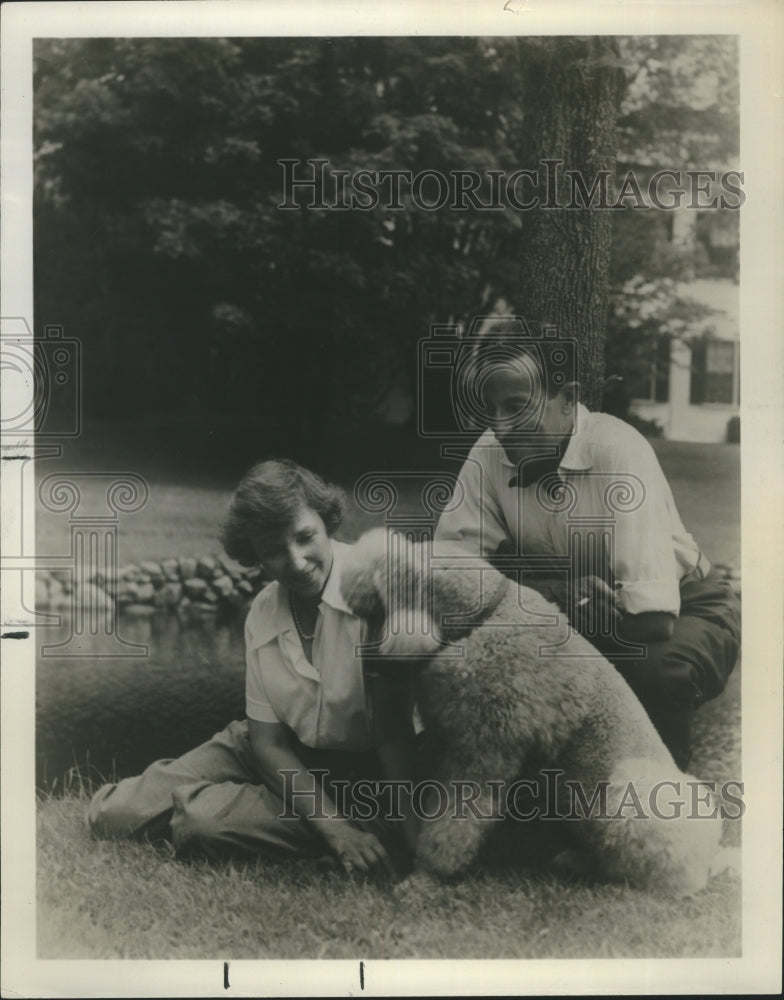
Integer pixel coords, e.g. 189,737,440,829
340,528,731,895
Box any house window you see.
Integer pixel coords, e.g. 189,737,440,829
690,338,739,405
632,334,670,402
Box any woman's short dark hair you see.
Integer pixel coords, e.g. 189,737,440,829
220,459,347,566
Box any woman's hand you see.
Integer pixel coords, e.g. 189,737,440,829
322,820,394,878
248,719,394,878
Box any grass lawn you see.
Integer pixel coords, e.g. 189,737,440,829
35,432,741,567
35,433,742,960
38,791,741,961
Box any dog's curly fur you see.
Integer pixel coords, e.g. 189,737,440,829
340,529,724,895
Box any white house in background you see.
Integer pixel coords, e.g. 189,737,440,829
629,278,740,443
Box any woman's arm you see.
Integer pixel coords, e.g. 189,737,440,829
247,718,392,876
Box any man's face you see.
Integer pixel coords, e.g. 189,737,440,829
481,358,574,466
254,506,334,598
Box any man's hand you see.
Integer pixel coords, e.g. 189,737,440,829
323,821,394,879
535,574,621,630
570,575,622,634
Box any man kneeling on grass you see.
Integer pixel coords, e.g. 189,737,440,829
88,459,419,878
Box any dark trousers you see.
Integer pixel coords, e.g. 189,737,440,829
598,570,741,770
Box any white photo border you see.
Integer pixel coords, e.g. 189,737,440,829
2,1,782,996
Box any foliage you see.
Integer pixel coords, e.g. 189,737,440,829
34,35,740,453
34,37,526,461
616,35,739,168
604,36,739,418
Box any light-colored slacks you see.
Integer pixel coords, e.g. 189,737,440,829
87,719,398,863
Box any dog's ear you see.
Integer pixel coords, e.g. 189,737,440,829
343,530,443,659
429,541,508,636
340,528,388,620
379,534,443,658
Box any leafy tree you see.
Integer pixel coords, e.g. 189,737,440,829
603,36,740,422
34,37,527,464
34,34,738,466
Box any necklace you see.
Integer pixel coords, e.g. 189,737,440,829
289,592,317,641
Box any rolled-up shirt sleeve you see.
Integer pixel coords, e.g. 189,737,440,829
244,621,281,724
602,434,681,617
435,443,510,557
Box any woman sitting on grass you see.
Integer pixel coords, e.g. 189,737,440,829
88,459,417,878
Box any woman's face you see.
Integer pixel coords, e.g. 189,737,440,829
254,506,334,598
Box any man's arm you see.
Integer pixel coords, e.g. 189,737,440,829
247,718,393,877
434,445,510,557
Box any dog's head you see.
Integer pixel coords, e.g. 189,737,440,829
340,528,507,658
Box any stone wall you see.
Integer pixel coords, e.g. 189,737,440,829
35,555,270,620
34,556,741,621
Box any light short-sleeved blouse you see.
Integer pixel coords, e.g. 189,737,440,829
244,539,371,750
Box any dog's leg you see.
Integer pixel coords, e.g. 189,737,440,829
414,755,511,879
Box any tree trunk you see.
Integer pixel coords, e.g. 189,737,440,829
516,37,626,411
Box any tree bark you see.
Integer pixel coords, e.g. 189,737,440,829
516,37,626,411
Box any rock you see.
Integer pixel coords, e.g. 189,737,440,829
139,561,164,585
237,580,255,596
48,591,71,611
135,583,155,603
75,582,114,612
117,582,139,605
223,589,248,610
161,558,181,581
179,557,197,580
36,578,50,608
212,575,235,598
219,557,243,582
120,565,142,583
89,570,109,588
200,587,220,604
197,555,218,579
183,578,209,599
154,581,183,609
192,601,219,615
122,603,157,618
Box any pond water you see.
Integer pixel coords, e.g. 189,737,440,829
36,609,743,803
36,612,246,792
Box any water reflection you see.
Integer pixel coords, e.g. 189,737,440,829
36,611,246,792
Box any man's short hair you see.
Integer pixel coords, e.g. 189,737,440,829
463,316,569,403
